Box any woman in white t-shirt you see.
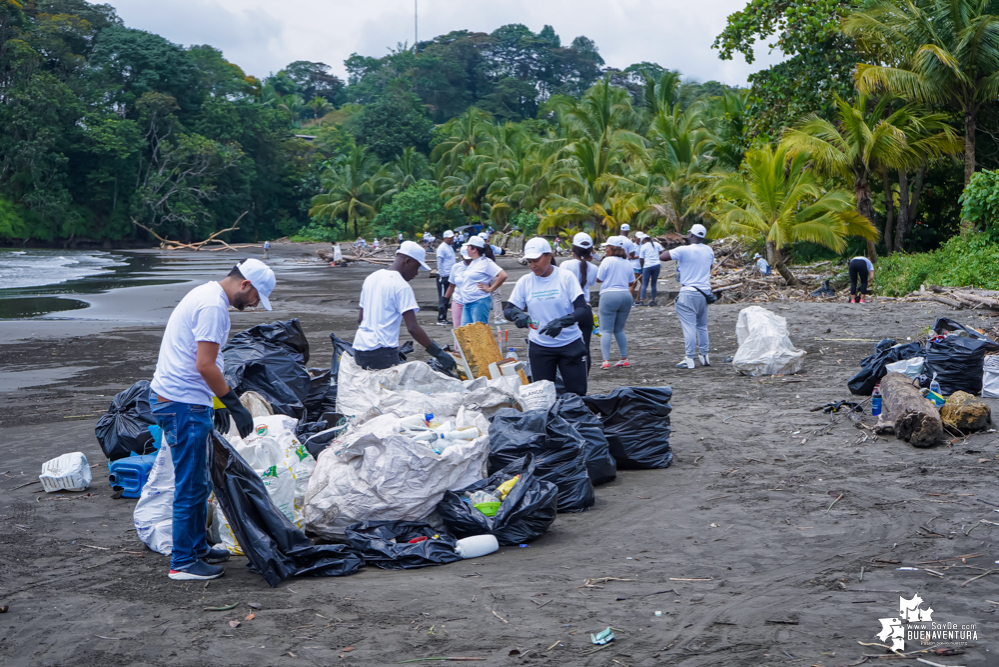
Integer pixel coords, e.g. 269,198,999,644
596,236,636,369
444,244,472,328
638,236,662,306
457,236,507,325
505,237,589,396
848,256,874,304
559,232,598,374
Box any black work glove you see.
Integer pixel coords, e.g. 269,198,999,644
426,341,458,373
212,408,231,433
538,314,576,338
505,305,530,329
219,389,254,439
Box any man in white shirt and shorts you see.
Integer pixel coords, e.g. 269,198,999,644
150,258,275,581
353,241,459,373
660,224,714,369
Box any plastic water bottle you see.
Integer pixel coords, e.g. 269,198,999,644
929,375,945,407
507,347,518,361
872,384,882,416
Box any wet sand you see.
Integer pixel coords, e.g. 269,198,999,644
1,242,997,666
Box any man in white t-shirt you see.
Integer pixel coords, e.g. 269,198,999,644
619,223,640,302
149,258,275,581
660,224,715,369
435,230,456,325
353,241,459,373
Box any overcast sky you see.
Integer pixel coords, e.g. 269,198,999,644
103,0,783,86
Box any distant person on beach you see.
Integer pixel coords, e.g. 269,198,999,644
754,253,771,276
435,230,456,325
457,236,507,325
444,244,472,328
397,231,404,245
149,258,275,581
560,232,598,373
262,240,270,260
660,224,714,369
638,235,661,307
353,241,458,373
849,256,874,304
505,237,589,396
619,223,640,303
596,236,635,369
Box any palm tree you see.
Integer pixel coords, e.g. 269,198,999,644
843,0,999,216
309,147,385,237
431,107,493,173
384,147,431,196
709,145,879,285
780,94,959,258
306,96,333,121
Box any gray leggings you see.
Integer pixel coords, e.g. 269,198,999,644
599,290,632,360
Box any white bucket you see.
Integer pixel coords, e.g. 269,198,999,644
39,452,92,492
455,534,499,559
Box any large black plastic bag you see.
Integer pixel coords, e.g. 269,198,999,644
437,455,558,545
550,395,616,485
847,339,924,396
924,318,999,395
223,320,312,417
304,368,338,420
209,431,363,587
95,381,157,461
345,520,462,570
583,387,673,469
488,409,595,512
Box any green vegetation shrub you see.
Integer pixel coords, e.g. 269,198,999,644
875,235,999,295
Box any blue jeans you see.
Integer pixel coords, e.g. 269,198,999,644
598,290,632,360
150,393,213,570
461,295,493,325
641,264,661,302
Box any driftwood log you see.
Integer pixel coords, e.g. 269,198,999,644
881,371,942,447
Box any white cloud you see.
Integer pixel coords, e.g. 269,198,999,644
103,0,783,85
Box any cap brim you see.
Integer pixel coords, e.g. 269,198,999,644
524,252,543,260
418,259,432,271
257,291,272,311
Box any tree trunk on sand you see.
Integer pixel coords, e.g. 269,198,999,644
882,168,894,255
881,371,942,448
768,240,800,286
962,100,977,234
855,173,877,263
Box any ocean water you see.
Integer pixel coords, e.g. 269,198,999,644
0,249,127,290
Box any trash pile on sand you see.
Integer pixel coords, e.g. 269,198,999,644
75,318,674,587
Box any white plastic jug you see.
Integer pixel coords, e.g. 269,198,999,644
39,452,92,492
455,534,499,559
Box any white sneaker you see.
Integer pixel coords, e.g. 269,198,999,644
675,357,695,369
699,354,710,366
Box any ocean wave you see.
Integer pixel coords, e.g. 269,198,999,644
0,249,127,290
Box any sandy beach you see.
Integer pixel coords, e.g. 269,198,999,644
1,242,997,666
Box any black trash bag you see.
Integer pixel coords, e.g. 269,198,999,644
304,368,338,421
924,318,999,395
550,395,616,485
224,320,312,417
847,339,925,396
488,408,594,513
296,413,348,459
437,454,558,545
582,387,673,469
344,520,462,570
95,381,157,461
209,431,364,587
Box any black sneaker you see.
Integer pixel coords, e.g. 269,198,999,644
169,560,225,581
202,547,231,564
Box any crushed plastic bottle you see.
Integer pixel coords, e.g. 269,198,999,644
872,384,882,416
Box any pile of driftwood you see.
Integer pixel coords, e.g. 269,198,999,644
316,240,438,268
131,213,260,252
900,285,999,312
709,259,843,304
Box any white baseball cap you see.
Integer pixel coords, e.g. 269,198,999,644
605,236,626,248
524,237,552,260
620,223,630,232
459,244,471,259
635,231,647,240
467,235,485,248
397,240,432,271
443,230,455,238
236,258,276,311
572,232,593,249
754,253,762,259
689,224,707,238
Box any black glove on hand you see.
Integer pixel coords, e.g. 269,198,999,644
426,341,459,373
219,389,254,438
538,314,576,338
505,305,530,329
212,408,231,433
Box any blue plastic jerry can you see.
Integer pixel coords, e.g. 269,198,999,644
109,453,158,499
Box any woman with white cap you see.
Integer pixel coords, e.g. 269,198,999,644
638,234,661,306
505,237,590,396
659,224,714,369
596,236,636,369
560,231,599,372
457,235,507,325
444,244,472,328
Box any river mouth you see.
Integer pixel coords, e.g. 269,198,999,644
0,296,91,319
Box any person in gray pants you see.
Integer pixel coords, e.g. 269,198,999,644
660,224,714,369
